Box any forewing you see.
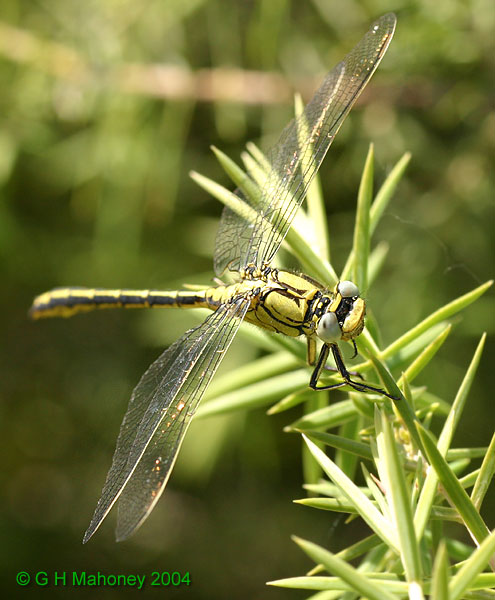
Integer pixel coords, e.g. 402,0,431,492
213,13,396,275
83,297,249,543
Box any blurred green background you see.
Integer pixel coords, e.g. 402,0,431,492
1,0,493,598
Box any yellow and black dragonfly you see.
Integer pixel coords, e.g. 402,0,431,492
30,14,397,542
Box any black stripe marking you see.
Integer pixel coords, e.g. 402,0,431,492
174,294,201,306
259,299,306,335
148,294,177,306
56,295,94,307
118,294,148,304
93,294,122,304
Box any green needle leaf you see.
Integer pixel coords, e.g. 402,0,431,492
302,434,398,551
415,334,487,537
190,170,259,225
397,324,451,386
369,151,411,232
197,369,309,418
289,535,398,600
352,143,373,292
383,282,493,358
471,431,495,511
287,400,357,431
431,542,450,600
300,430,373,461
376,407,422,582
294,93,330,260
449,530,495,600
416,424,490,546
341,151,411,281
211,145,262,203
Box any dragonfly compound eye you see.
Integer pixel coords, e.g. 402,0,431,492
341,297,366,341
338,280,360,298
316,312,342,343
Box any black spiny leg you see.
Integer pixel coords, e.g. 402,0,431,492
309,343,398,400
307,337,362,379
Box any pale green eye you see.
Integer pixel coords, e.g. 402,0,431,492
316,312,342,343
338,280,360,298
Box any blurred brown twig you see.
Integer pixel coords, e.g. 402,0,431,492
0,20,295,105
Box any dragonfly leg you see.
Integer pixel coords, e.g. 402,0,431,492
309,343,399,400
307,337,361,378
322,363,363,379
306,337,317,366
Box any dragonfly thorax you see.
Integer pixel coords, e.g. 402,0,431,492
316,281,365,344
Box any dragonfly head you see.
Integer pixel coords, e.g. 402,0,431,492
316,280,366,344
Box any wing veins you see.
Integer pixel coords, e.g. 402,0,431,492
213,14,396,274
83,298,249,542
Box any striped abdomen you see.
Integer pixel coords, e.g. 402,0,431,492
29,287,210,319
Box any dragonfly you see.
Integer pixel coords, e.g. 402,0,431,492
30,13,397,543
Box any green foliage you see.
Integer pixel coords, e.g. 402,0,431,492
196,142,494,597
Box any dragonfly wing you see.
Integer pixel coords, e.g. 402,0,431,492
83,296,249,543
213,13,396,275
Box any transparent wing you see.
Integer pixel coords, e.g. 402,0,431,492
83,297,249,543
213,13,396,276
